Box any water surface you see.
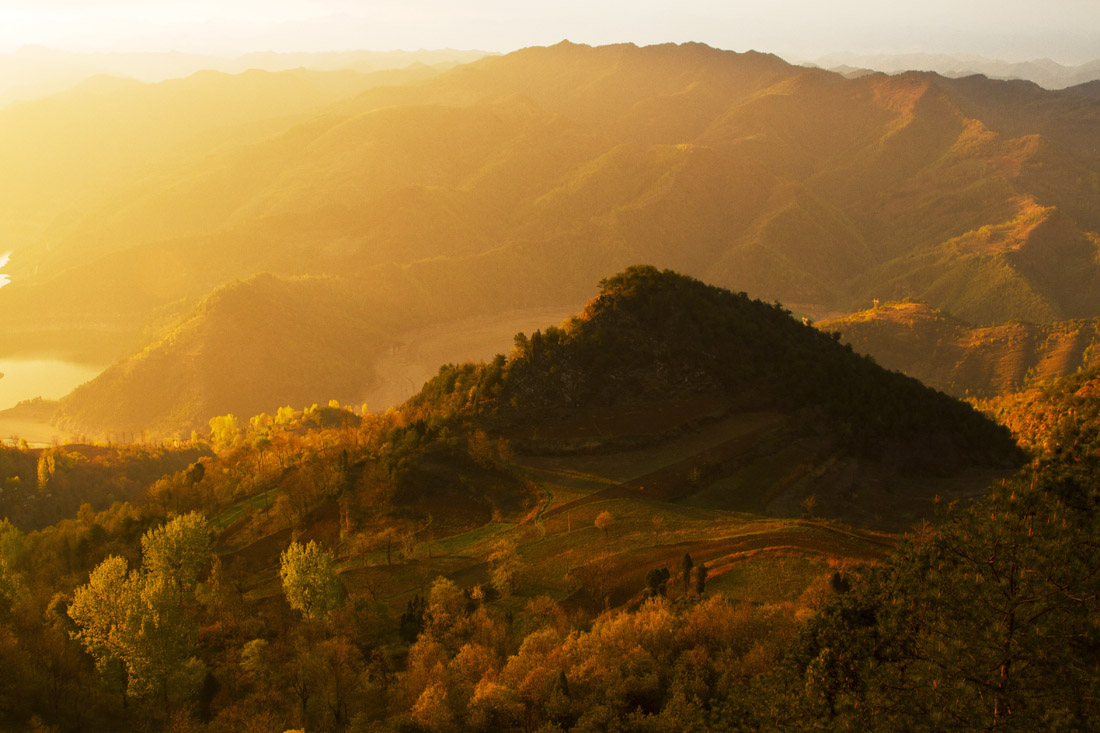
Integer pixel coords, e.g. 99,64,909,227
0,358,105,410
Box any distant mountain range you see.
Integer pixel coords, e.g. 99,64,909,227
816,52,1100,91
0,46,491,107
2,41,1099,436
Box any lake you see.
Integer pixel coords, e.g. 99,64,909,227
0,358,105,410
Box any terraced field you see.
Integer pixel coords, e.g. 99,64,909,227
227,409,903,617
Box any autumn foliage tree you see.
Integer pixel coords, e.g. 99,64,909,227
140,511,211,602
68,513,211,712
279,541,342,622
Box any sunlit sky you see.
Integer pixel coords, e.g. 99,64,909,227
1,0,1098,63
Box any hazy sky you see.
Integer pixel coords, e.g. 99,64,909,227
1,0,1098,63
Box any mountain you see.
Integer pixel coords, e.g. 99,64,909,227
0,63,455,263
822,301,1100,398
0,284,1072,731
816,52,1100,90
1066,80,1100,100
55,260,591,438
5,41,1100,433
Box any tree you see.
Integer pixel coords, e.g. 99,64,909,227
693,563,708,596
280,541,342,622
680,553,694,594
208,414,241,451
252,435,271,470
786,468,1100,729
0,519,25,616
488,539,521,597
594,511,613,538
0,557,25,617
800,494,818,518
141,512,211,602
651,514,665,543
426,576,467,638
186,461,205,488
645,567,671,598
411,681,453,730
36,450,56,490
68,555,203,710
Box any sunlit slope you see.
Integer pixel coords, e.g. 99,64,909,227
6,41,1100,434
823,301,1100,398
8,41,1099,329
55,274,392,437
53,254,598,437
979,364,1100,454
0,64,447,264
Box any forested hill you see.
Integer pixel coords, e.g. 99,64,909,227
980,364,1100,458
409,267,1020,473
822,301,1100,398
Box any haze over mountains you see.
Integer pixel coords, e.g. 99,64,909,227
817,52,1100,90
0,46,491,107
3,40,1100,438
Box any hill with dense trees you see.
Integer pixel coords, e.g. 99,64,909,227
412,267,1016,467
400,267,1020,529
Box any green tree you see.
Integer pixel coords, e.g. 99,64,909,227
693,563,708,596
645,567,671,598
426,576,467,638
280,541,342,622
141,512,211,602
488,539,521,598
68,555,203,710
0,557,25,617
0,519,26,616
786,468,1100,730
208,414,241,451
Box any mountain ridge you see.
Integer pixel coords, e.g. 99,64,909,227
3,41,1100,432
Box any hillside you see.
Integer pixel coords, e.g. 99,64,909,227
6,40,1100,434
0,274,1079,733
405,267,1020,527
0,63,450,267
978,364,1100,456
54,265,590,438
823,301,1100,398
